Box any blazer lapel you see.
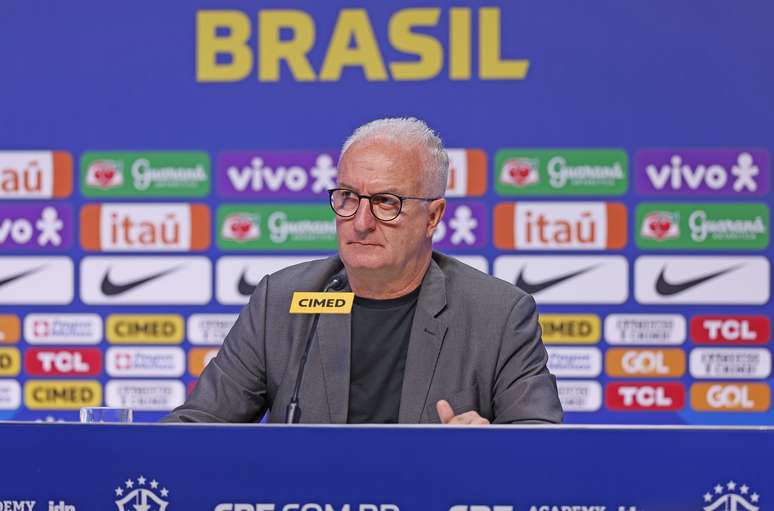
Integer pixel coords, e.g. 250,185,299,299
315,265,352,424
398,259,448,423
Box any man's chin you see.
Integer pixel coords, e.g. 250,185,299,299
340,246,389,271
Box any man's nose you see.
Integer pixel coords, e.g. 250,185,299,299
353,197,377,232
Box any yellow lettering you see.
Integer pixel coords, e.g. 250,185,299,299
449,8,472,80
479,7,528,79
258,10,317,81
320,9,387,81
388,8,442,81
196,10,253,82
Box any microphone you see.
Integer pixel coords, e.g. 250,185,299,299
285,273,349,424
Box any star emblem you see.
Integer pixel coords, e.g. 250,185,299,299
751,493,760,503
160,488,169,498
138,476,146,486
714,484,723,494
740,484,749,494
727,481,737,491
115,487,124,497
125,479,134,489
703,493,712,502
150,480,159,489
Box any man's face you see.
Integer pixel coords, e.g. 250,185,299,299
335,139,445,274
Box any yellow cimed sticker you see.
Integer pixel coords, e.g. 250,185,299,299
289,292,355,314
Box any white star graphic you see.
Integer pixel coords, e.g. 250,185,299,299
150,480,159,489
137,476,146,486
160,488,169,498
115,487,123,497
703,493,712,502
715,484,724,494
125,479,134,489
751,493,760,503
727,481,737,491
740,484,750,494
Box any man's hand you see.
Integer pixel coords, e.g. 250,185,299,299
436,400,490,425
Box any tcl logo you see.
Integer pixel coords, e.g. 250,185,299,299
606,383,685,411
606,349,685,377
691,383,771,412
691,315,770,344
25,348,101,376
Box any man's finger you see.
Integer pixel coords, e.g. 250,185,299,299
436,399,455,423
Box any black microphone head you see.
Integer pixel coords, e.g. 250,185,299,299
326,275,348,291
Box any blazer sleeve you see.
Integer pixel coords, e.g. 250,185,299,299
161,275,270,423
491,293,564,424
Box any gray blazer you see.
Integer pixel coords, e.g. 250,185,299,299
165,252,563,424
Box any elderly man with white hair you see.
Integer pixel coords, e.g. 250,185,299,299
166,117,562,424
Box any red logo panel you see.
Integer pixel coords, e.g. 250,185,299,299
605,382,685,411
25,348,102,376
691,315,770,345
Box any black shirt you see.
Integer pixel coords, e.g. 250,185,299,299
347,287,420,423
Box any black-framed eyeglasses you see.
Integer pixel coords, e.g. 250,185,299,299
328,188,441,222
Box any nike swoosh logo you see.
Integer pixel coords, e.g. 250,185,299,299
655,265,741,296
0,266,46,289
101,266,181,296
238,269,257,296
515,265,598,294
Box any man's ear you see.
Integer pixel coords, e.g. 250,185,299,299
426,198,446,237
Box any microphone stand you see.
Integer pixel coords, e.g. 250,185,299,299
285,275,346,424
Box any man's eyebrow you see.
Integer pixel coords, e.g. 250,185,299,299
336,183,359,192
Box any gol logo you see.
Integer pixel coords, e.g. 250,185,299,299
0,347,21,376
605,382,685,411
188,348,219,376
691,315,770,345
81,203,210,251
24,348,102,376
0,315,20,343
539,314,600,344
106,314,184,344
606,348,685,377
24,380,102,409
691,383,770,412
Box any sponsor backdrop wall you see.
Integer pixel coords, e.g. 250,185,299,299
0,1,772,424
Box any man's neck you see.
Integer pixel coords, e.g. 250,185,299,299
346,253,432,300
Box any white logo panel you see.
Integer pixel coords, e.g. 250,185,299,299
604,314,686,345
514,202,608,250
690,348,772,379
187,314,238,345
24,313,102,344
635,256,770,304
494,256,628,304
445,149,468,197
0,380,21,410
99,203,192,251
452,255,489,274
80,256,211,304
105,380,185,411
0,257,73,304
556,380,602,412
106,347,185,377
546,347,602,377
216,255,324,305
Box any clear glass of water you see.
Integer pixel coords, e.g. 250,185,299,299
80,407,133,423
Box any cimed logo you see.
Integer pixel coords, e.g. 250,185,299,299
114,475,169,511
703,480,759,511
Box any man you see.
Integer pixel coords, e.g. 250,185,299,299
165,117,562,424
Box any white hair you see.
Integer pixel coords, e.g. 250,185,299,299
341,117,449,197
